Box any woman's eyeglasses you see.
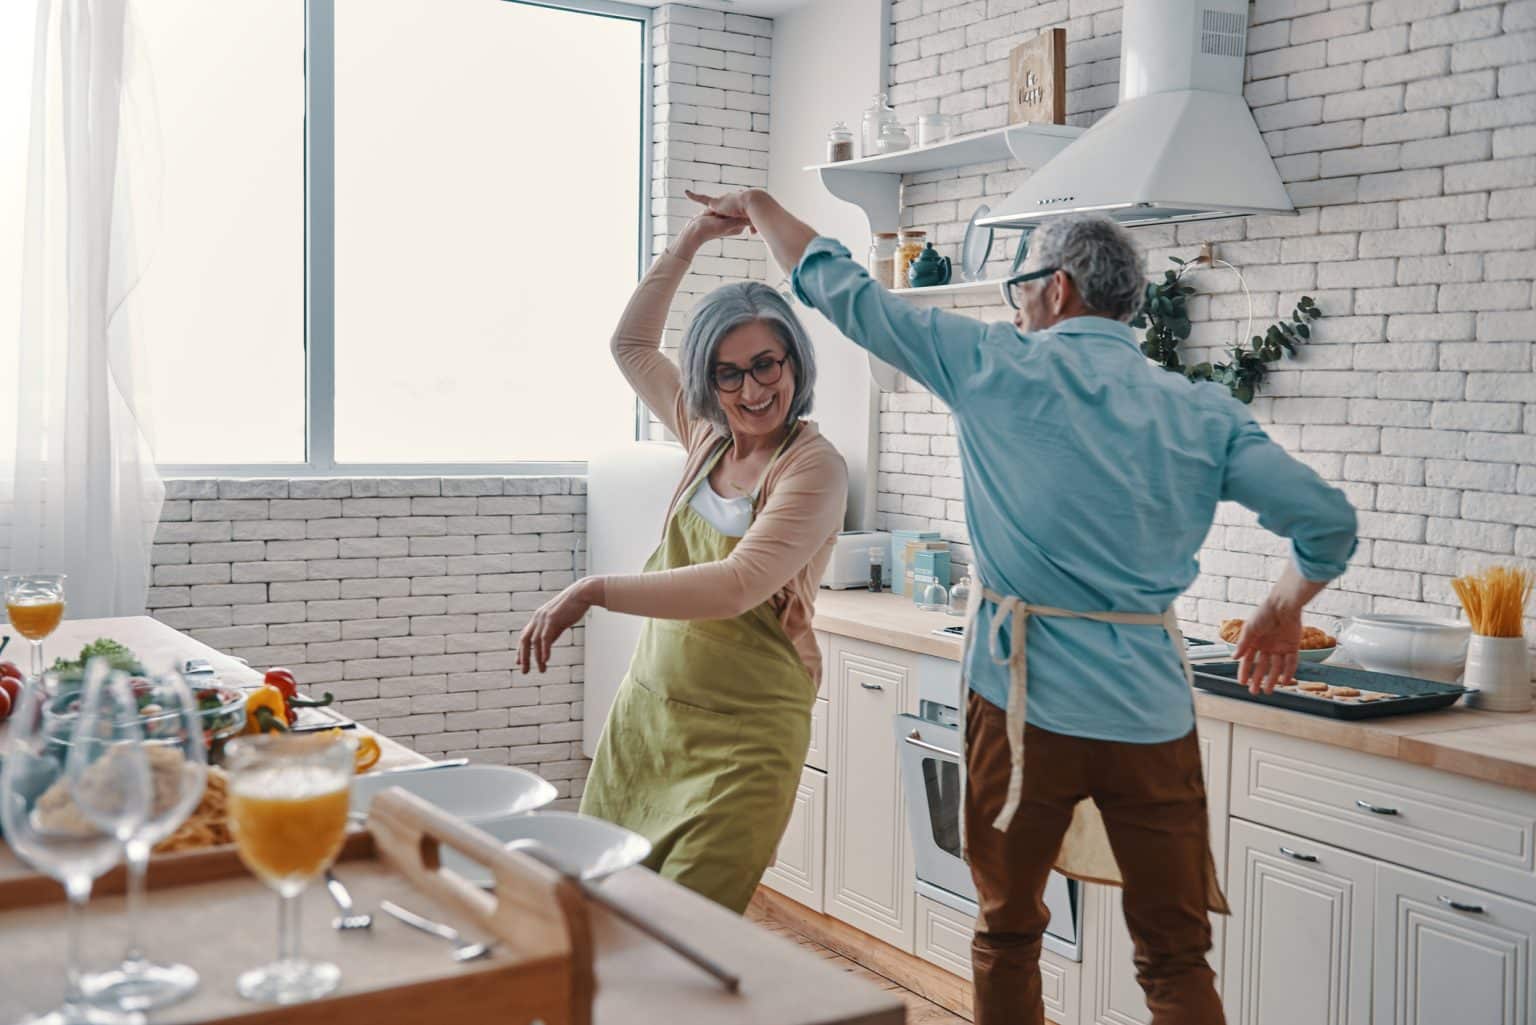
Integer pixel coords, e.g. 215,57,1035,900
713,355,790,392
1002,266,1061,310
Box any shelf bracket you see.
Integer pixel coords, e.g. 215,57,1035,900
818,167,901,235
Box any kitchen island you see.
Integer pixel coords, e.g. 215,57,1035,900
0,615,907,1025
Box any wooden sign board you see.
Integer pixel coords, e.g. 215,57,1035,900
1008,28,1066,125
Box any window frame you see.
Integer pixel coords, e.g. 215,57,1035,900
159,0,653,478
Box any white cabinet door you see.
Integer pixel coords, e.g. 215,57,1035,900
762,766,828,912
1084,719,1231,1025
1374,862,1535,1025
825,635,917,950
1224,818,1375,1025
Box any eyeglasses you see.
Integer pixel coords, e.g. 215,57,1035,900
1002,266,1062,310
713,354,791,392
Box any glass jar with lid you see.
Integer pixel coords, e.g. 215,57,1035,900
895,229,927,290
860,94,898,157
917,112,954,147
876,119,911,154
826,121,855,163
869,232,899,290
947,572,971,616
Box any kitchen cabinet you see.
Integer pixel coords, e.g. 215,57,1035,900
1224,818,1375,1025
1083,718,1230,1025
825,634,919,950
762,766,828,913
1373,862,1534,1025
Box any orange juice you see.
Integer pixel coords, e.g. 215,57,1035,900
229,769,349,885
7,600,63,640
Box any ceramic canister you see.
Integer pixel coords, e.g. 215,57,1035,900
1464,635,1533,712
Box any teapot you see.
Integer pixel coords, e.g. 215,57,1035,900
907,243,952,287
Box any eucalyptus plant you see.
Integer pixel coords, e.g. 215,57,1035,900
1131,255,1322,404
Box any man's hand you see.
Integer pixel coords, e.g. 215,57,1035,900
673,210,751,259
685,188,758,223
1232,600,1302,695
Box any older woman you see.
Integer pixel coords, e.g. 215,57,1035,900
515,208,847,913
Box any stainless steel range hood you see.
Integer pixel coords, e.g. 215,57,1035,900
979,0,1295,230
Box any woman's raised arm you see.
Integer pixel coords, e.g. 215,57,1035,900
611,212,751,441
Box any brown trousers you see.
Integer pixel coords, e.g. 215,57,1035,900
964,692,1225,1025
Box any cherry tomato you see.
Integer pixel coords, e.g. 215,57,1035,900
0,687,10,721
263,668,299,701
0,676,19,707
0,662,23,682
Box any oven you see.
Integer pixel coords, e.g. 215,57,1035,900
896,649,1083,962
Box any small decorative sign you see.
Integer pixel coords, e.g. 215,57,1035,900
1008,28,1066,126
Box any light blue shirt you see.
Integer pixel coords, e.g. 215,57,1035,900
793,237,1358,743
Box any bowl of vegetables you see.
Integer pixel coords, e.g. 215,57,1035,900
48,677,247,749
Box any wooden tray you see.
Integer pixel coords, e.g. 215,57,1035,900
1193,661,1467,720
0,790,594,1025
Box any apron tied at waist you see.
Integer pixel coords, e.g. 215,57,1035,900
979,587,1195,832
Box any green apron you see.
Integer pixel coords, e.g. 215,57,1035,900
579,426,817,914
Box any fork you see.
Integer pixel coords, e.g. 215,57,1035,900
324,869,373,931
379,899,497,962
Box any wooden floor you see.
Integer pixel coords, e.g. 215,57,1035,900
746,906,969,1025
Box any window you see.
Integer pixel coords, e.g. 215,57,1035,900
139,0,649,472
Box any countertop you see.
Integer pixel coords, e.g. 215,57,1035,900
813,588,1536,794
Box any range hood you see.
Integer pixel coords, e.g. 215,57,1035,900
979,0,1295,230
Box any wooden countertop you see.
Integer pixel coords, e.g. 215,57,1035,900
813,588,1536,794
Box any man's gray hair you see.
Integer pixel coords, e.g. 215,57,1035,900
1028,213,1145,322
681,281,817,430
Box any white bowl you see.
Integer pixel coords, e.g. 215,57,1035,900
1338,615,1470,683
443,810,652,886
1297,646,1336,664
350,764,556,822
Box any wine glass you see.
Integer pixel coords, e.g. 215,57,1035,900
77,673,208,1012
226,732,355,1004
4,574,67,680
0,664,149,1025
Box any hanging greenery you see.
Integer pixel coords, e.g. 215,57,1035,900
1130,255,1323,404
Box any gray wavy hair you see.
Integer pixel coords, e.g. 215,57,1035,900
1028,213,1145,321
681,282,817,430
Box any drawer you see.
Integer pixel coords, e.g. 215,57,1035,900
1231,726,1536,904
915,895,1080,1024
806,697,828,771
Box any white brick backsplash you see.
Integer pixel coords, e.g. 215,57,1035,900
155,477,590,785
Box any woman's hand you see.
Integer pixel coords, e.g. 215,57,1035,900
518,577,605,674
1232,600,1302,696
673,209,751,260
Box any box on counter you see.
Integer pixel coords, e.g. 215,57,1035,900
890,530,940,596
902,540,949,598
910,548,951,605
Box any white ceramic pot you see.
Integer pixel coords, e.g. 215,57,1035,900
1337,615,1470,683
1464,635,1533,712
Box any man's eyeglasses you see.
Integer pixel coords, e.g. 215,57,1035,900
713,355,791,392
1002,266,1062,311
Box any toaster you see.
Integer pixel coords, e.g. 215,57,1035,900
820,531,892,589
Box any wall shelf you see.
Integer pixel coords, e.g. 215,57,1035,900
805,122,1082,234
891,278,1009,298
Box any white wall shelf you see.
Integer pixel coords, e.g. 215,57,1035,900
805,123,1082,234
891,277,1009,297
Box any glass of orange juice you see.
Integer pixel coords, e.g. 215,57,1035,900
3,573,66,679
225,732,356,1004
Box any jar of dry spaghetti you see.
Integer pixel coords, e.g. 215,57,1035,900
895,230,927,290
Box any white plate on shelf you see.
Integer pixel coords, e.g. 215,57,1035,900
443,811,652,886
350,764,556,822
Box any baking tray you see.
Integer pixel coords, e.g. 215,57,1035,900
1192,661,1466,720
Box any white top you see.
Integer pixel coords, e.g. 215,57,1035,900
688,479,754,538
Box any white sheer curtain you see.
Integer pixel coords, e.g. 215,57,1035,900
9,0,163,618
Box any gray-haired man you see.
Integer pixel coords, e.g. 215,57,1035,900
693,188,1357,1025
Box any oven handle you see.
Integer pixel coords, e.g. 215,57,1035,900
904,729,959,760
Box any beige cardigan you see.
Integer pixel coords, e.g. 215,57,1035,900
601,249,848,681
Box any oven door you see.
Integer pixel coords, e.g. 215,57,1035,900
896,713,1083,961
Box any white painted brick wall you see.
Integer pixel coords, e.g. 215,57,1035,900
152,478,590,807
880,1,1536,649
649,4,776,439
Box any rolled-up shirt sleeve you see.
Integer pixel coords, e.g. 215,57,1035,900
1221,415,1358,581
792,236,987,408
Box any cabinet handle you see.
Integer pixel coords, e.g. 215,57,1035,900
1438,896,1486,914
1355,799,1399,816
1278,846,1318,863
859,681,884,691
